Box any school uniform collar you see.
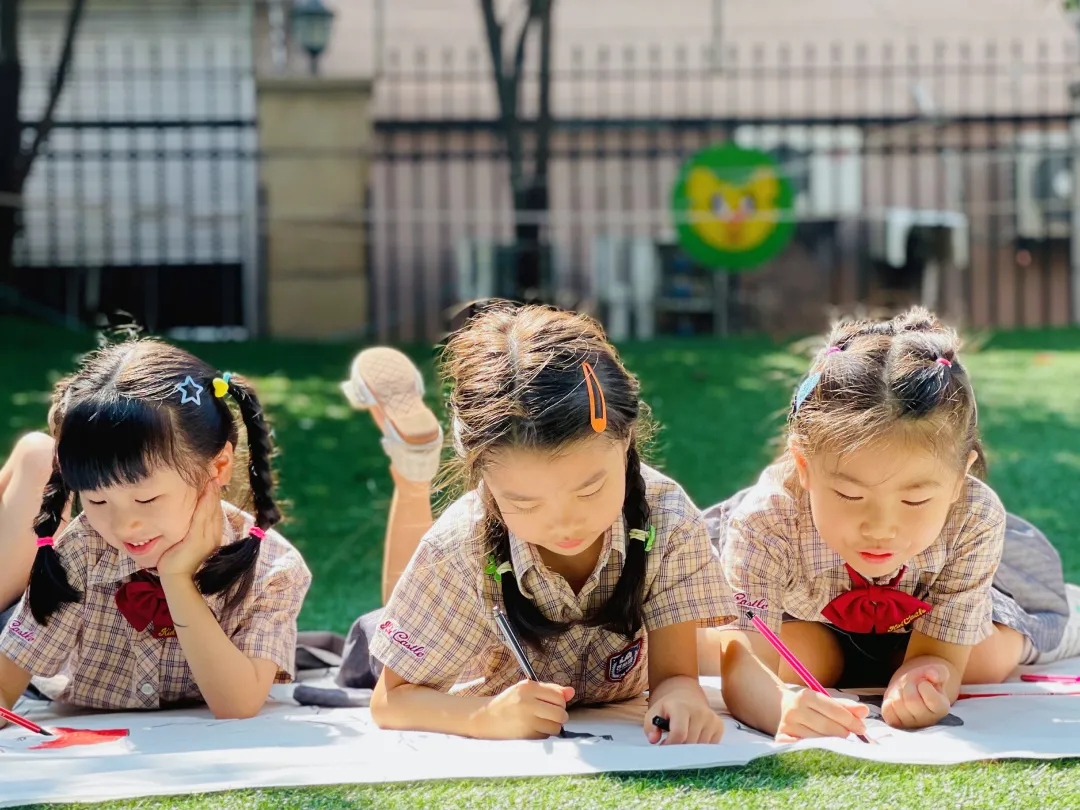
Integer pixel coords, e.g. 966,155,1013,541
508,518,626,600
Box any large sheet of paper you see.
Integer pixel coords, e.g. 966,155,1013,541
4,664,1080,808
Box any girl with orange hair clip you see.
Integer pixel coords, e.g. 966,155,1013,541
331,304,734,743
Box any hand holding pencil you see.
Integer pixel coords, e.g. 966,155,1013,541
745,611,870,744
489,606,574,740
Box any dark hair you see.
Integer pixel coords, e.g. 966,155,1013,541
442,304,653,649
787,306,985,477
28,339,281,624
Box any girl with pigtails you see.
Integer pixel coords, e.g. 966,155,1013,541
707,307,1079,741
336,304,733,743
0,339,311,721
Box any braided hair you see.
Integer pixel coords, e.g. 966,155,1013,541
27,340,281,624
443,305,653,650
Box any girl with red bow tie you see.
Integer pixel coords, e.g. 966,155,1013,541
0,339,310,722
702,307,1077,740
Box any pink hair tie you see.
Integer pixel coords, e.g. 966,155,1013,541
249,527,266,541
36,536,54,548
937,357,953,368
826,346,842,355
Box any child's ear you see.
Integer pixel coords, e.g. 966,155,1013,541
791,445,811,489
209,442,235,487
952,449,979,501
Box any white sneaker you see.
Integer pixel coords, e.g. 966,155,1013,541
341,347,443,483
1035,583,1080,664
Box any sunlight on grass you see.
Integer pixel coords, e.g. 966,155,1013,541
1,318,1078,809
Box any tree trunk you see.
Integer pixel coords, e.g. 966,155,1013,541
0,0,20,287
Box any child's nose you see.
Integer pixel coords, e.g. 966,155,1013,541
860,508,898,544
112,514,145,542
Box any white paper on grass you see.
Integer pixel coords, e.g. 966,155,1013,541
3,666,1080,808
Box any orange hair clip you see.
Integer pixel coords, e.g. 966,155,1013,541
582,362,607,433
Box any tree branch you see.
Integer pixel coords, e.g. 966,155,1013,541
482,0,531,191
534,0,552,183
15,0,86,188
0,0,19,65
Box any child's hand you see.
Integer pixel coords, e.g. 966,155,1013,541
646,678,725,745
882,663,951,729
480,680,575,740
157,484,223,578
775,687,869,742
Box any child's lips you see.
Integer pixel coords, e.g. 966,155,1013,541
858,550,895,563
124,536,162,556
555,538,585,550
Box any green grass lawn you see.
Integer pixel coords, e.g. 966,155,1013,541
2,317,1080,809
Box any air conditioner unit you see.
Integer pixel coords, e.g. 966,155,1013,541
731,125,862,220
1015,130,1071,240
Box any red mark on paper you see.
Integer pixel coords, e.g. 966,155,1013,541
30,727,129,750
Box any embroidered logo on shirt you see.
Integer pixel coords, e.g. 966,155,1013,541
153,625,177,639
735,592,769,612
606,638,643,682
887,607,929,634
379,619,426,659
5,619,35,644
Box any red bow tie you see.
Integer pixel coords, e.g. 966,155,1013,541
115,574,176,638
821,564,932,634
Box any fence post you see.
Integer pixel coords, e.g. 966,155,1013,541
256,76,373,338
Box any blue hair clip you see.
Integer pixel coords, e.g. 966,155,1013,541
175,376,204,406
793,372,821,413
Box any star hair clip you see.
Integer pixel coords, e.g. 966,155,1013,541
629,525,656,552
484,554,513,582
175,376,204,406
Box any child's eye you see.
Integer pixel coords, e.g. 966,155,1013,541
136,497,160,505
833,490,863,502
85,499,106,506
507,502,539,515
578,485,604,500
903,498,931,508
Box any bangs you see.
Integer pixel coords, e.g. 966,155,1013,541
57,396,180,492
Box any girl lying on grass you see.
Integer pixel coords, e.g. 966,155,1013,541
0,339,310,721
703,307,1078,740
341,305,733,743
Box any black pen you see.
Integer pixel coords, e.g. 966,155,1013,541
492,605,570,738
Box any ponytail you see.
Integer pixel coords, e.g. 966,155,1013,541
195,375,281,612
494,443,650,650
27,466,81,624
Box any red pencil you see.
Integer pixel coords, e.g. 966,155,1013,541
745,610,871,744
0,706,54,737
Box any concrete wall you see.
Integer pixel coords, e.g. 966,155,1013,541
257,77,373,338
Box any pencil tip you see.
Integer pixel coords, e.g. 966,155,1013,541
744,610,755,620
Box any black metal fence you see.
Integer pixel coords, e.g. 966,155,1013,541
9,8,257,333
368,38,1080,341
9,28,1080,341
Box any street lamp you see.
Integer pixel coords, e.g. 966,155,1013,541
290,0,336,75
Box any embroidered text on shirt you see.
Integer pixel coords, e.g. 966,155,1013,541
735,592,769,612
6,619,34,644
379,619,426,659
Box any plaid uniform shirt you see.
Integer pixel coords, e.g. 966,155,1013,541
371,465,734,706
0,504,311,710
716,463,1006,646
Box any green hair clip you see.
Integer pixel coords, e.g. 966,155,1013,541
629,525,656,552
484,554,513,582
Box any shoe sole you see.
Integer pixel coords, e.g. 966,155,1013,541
353,348,441,446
